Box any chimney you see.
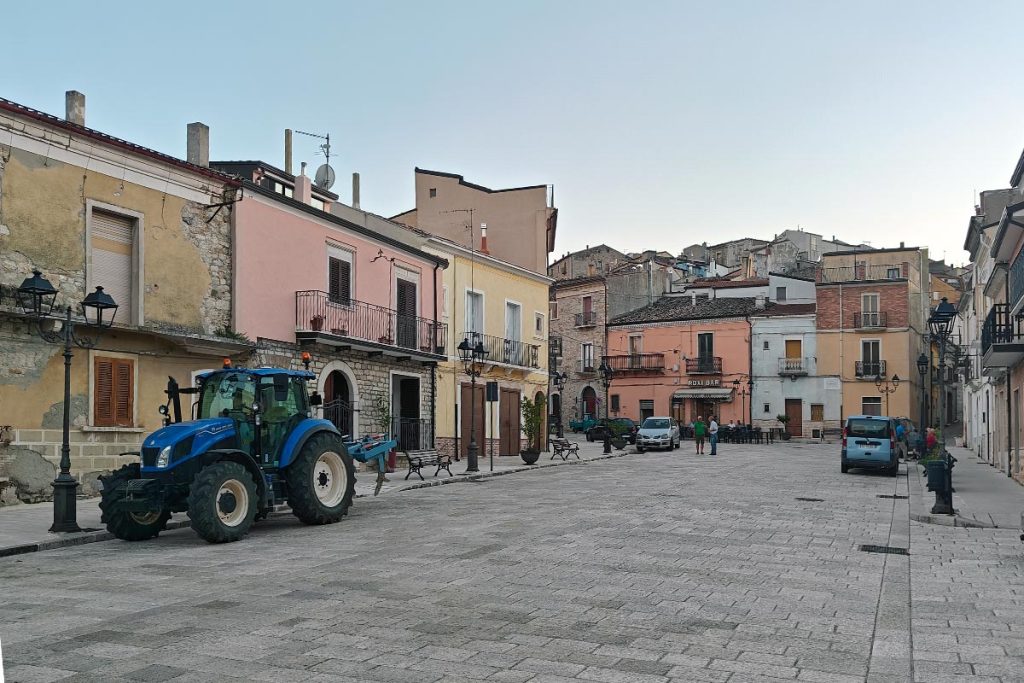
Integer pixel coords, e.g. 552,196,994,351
284,129,293,175
900,241,905,248
186,122,210,167
352,172,361,209
755,294,766,309
65,90,85,126
295,162,313,205
479,223,489,254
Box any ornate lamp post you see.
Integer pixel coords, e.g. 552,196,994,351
874,373,901,416
599,360,614,454
916,352,929,430
17,270,118,532
926,297,957,514
731,378,754,426
457,336,488,473
551,370,567,438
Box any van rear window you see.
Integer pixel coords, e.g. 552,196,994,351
847,419,889,438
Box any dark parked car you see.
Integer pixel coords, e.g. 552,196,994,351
586,418,638,443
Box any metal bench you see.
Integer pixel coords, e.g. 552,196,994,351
550,437,580,461
405,450,454,480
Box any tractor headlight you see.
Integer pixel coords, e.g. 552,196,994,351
156,446,172,468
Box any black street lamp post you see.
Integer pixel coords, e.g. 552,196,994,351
457,336,488,473
551,370,567,438
17,270,117,532
874,373,901,416
599,360,614,454
731,378,754,426
916,352,929,438
926,297,957,515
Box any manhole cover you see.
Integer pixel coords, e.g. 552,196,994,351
859,544,909,555
795,497,824,502
877,494,909,499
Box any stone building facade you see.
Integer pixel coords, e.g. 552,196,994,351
550,276,607,428
0,93,248,503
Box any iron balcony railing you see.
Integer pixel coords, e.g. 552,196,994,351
392,417,433,451
296,290,447,356
548,335,563,358
601,353,665,372
778,357,810,375
461,331,540,369
853,311,887,328
686,356,722,374
855,359,887,378
1011,249,1024,309
819,264,906,283
575,311,598,327
981,303,1024,356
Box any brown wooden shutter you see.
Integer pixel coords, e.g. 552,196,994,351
329,257,351,304
93,357,134,427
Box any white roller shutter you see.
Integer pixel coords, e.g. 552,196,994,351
91,211,133,322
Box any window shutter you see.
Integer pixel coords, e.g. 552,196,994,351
94,357,114,427
114,360,134,426
91,211,133,322
329,257,351,304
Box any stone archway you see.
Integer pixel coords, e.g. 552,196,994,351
317,360,360,437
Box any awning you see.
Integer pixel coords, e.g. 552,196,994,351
672,387,735,400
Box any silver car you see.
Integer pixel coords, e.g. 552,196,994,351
636,417,680,452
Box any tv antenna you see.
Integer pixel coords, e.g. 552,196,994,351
295,129,335,190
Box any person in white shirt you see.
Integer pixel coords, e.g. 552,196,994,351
709,416,719,455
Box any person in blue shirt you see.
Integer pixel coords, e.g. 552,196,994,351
894,422,906,460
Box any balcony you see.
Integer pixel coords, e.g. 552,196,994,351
686,356,722,374
778,357,810,375
462,331,540,370
819,264,907,284
601,353,665,373
982,304,1024,367
295,290,447,361
853,311,887,329
575,311,598,327
854,359,887,378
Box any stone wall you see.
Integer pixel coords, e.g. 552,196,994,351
550,280,606,420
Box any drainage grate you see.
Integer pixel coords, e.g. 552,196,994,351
859,544,909,555
877,494,909,500
795,497,825,502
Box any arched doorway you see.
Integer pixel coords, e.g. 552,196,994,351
318,361,358,438
581,386,597,421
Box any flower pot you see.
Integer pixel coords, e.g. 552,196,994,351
310,317,324,331
520,449,541,465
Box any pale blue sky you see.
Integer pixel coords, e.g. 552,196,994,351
6,0,1024,265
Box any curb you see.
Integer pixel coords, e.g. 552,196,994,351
905,459,998,529
0,448,634,558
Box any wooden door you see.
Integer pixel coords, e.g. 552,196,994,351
460,383,485,458
499,389,521,455
785,398,802,436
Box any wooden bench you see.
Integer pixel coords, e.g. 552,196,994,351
404,450,453,480
550,437,580,461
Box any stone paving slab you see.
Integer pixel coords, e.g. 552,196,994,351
2,439,1023,681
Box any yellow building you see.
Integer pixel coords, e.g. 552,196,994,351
0,93,249,498
425,237,552,460
815,247,930,423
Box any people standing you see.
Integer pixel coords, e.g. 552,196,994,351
694,416,706,454
894,420,906,460
709,416,719,455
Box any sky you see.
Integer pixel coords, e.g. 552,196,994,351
5,0,1024,266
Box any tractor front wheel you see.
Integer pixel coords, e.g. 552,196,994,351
288,433,356,525
99,464,171,541
187,462,258,543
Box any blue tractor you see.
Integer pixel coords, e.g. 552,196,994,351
99,359,367,543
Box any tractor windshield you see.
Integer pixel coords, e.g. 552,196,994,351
197,372,258,421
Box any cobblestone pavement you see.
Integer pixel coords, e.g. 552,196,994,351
2,441,1022,682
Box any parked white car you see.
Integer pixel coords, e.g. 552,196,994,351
636,417,680,452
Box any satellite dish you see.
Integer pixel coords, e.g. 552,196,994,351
314,164,336,190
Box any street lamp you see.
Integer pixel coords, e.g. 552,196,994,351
457,336,488,473
17,270,118,532
551,370,567,438
731,378,754,426
926,297,957,515
599,360,614,454
874,373,900,416
916,352,929,440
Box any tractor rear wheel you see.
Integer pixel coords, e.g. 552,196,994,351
288,433,356,525
99,464,171,541
187,461,258,543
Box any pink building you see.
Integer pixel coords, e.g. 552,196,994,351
218,161,448,448
605,297,756,426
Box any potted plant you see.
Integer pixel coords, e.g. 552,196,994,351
310,314,325,331
776,414,791,440
520,395,546,464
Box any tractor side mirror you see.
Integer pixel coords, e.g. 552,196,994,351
309,392,323,407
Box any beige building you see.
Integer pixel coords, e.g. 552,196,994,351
393,168,557,275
